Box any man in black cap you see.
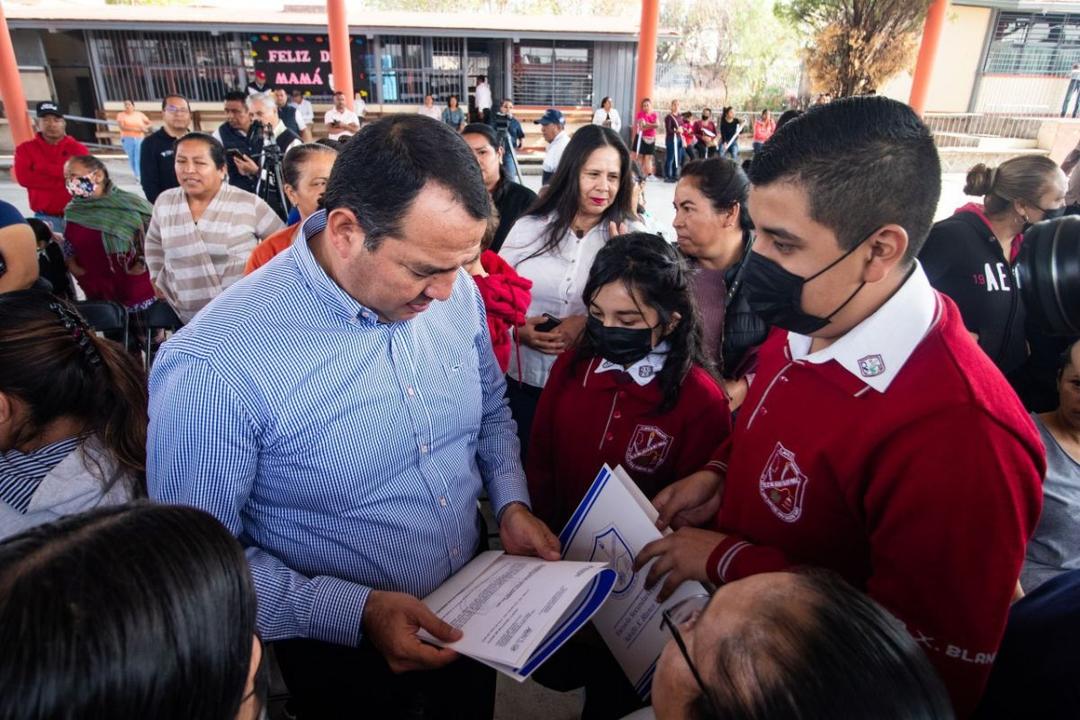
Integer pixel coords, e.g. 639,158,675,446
13,102,88,232
535,108,568,185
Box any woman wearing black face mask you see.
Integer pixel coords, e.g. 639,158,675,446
524,233,730,719
920,156,1066,382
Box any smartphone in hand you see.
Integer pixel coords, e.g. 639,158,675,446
535,313,563,333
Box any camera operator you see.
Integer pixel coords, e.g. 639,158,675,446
244,92,302,220
492,99,524,178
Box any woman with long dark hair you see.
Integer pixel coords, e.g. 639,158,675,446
0,503,265,720
527,232,730,531
526,233,730,720
673,157,768,410
499,124,639,450
0,290,147,538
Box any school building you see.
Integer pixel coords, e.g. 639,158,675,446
3,0,662,149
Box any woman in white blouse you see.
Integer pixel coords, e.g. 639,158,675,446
592,97,622,133
499,124,639,451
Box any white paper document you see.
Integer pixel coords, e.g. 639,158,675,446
559,464,709,700
421,551,616,681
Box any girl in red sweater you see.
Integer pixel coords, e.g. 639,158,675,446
527,232,731,719
527,232,731,538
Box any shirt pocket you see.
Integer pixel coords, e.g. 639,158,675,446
437,350,483,435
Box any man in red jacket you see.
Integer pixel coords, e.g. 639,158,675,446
14,102,88,232
636,96,1044,718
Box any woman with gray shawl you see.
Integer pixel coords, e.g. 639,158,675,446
62,154,155,311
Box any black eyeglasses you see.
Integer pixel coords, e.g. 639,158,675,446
661,594,719,716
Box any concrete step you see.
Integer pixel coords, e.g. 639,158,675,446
937,146,1050,173
933,132,1039,151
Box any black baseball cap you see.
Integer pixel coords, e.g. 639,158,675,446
36,101,62,118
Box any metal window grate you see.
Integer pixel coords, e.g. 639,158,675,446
984,12,1080,76
379,35,465,104
89,30,247,102
512,41,593,108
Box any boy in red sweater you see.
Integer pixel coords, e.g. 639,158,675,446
636,97,1044,718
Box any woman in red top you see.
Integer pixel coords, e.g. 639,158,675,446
526,232,730,719
62,155,154,310
752,109,776,156
632,98,659,180
466,226,532,373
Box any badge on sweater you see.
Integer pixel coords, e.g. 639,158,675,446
625,424,673,473
857,354,885,378
759,442,807,523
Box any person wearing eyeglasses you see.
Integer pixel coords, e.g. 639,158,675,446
140,94,192,203
633,571,954,720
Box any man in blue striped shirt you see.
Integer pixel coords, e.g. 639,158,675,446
148,115,560,719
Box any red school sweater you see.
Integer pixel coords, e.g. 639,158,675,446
527,351,731,533
705,294,1044,718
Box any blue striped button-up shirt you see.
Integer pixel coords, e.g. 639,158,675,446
147,210,529,647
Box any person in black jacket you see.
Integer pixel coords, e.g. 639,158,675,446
461,123,537,253
920,157,1066,383
214,91,260,194
673,157,767,411
26,217,73,299
139,94,191,203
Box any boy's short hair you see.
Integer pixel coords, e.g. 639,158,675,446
748,96,941,265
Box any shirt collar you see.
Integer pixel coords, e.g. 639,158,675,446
786,262,938,393
594,342,669,387
291,210,381,326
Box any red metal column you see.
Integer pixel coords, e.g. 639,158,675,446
634,0,660,112
326,0,354,109
909,0,950,116
0,0,33,146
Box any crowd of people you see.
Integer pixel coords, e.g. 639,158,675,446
0,83,1078,720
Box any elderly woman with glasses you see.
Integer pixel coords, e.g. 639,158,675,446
634,571,953,720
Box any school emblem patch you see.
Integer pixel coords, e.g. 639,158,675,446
857,354,885,378
625,424,673,474
759,442,808,523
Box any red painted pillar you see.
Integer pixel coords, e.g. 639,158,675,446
326,0,354,109
634,0,660,113
0,0,33,146
909,0,950,116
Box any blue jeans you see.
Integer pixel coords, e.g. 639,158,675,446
664,136,683,179
121,136,143,181
34,212,65,233
722,141,740,161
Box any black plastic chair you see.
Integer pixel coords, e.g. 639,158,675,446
143,300,183,369
74,300,128,349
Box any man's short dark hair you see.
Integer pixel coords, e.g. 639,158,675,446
161,94,189,111
223,91,247,104
748,96,941,265
174,132,226,170
322,114,491,251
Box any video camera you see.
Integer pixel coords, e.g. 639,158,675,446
1017,215,1080,336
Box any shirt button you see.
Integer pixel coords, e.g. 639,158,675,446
613,411,622,419
406,386,416,396
420,444,429,453
617,391,626,399
606,433,615,442
439,496,448,507
451,547,460,557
